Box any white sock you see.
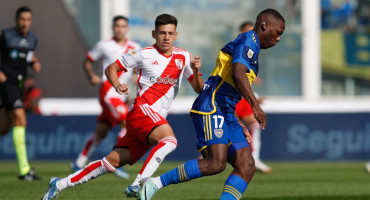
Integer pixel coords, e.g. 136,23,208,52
75,134,101,167
249,122,261,160
151,177,163,189
131,136,177,186
56,157,116,191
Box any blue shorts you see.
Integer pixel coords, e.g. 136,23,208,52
191,111,249,155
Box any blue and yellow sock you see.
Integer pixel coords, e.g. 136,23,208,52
13,126,31,176
221,174,248,200
160,159,202,187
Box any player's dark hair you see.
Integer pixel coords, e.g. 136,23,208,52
16,6,32,18
256,8,285,27
155,14,177,29
113,15,129,24
239,21,254,32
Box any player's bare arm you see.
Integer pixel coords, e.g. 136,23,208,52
105,62,128,95
189,54,203,93
30,53,41,73
83,58,101,85
232,62,266,129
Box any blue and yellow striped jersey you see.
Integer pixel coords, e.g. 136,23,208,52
191,31,261,114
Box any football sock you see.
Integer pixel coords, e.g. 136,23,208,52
250,123,261,161
75,134,102,167
56,157,116,191
221,174,248,200
132,136,177,186
155,159,202,189
12,126,31,176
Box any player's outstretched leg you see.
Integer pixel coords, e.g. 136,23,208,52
139,144,228,200
42,157,115,199
125,131,177,198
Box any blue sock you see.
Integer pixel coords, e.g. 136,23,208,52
221,175,248,200
160,159,202,187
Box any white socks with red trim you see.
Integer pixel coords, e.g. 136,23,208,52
131,136,177,186
56,157,116,191
75,134,102,168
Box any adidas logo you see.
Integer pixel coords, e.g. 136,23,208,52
152,60,159,65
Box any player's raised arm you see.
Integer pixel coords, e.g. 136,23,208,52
232,62,266,129
105,62,128,95
189,54,203,93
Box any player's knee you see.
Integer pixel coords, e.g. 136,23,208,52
159,136,177,152
239,157,256,178
206,159,227,175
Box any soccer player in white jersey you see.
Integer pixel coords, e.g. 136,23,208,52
42,13,203,200
70,16,141,179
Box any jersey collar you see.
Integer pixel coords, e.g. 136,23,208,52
153,44,172,58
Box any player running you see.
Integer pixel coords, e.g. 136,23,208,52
70,16,140,179
0,6,41,181
42,13,203,200
139,9,285,200
236,21,271,174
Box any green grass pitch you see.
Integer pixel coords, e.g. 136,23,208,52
0,161,369,200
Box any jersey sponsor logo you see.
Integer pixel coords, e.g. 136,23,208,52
130,50,137,55
247,49,254,58
175,59,183,70
152,60,159,65
10,49,19,60
150,75,178,85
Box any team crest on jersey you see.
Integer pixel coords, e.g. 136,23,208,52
130,50,137,55
247,49,254,58
175,59,183,70
214,129,223,138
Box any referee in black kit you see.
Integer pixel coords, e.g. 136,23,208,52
0,6,41,181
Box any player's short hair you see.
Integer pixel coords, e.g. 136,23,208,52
155,14,177,29
239,21,254,32
256,8,285,26
113,15,129,24
16,6,32,18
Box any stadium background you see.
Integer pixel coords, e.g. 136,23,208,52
0,0,370,163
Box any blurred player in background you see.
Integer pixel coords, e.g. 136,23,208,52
0,6,41,181
236,21,272,173
139,9,285,200
70,16,141,179
23,75,42,114
42,13,203,200
366,161,370,174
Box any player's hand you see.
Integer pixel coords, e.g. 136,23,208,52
190,53,201,74
114,83,128,95
252,105,267,130
243,126,252,143
0,71,7,83
89,74,102,85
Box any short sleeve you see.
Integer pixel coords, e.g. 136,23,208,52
116,49,143,72
87,41,104,62
232,37,255,72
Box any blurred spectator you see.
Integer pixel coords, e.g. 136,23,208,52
22,75,42,114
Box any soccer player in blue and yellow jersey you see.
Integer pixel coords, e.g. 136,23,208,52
139,8,285,200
